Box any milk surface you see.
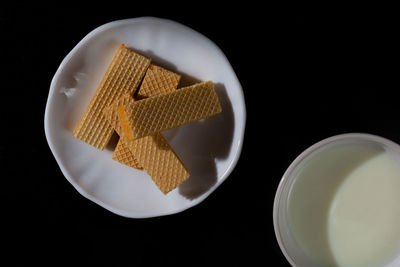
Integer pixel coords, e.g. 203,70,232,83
287,142,400,266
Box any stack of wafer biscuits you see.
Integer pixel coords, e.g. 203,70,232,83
73,44,222,194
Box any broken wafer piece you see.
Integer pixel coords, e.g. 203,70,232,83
73,44,151,150
119,81,222,141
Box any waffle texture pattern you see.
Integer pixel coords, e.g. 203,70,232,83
73,44,150,149
122,81,222,140
103,64,181,171
125,133,190,194
137,64,181,99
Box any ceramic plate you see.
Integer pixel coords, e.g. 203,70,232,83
44,17,246,218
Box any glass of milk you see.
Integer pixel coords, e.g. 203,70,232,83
273,133,400,267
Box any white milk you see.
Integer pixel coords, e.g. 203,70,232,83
287,141,400,267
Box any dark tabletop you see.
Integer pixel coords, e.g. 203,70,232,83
1,5,397,266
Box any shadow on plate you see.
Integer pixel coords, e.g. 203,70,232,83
176,81,234,200
105,131,120,151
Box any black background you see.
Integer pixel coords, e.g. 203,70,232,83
1,5,398,266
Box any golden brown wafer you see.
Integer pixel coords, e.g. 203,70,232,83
73,44,151,150
136,64,181,99
103,93,133,136
116,102,190,193
108,94,190,194
120,81,222,140
112,140,143,170
103,64,181,169
122,133,190,194
103,93,143,169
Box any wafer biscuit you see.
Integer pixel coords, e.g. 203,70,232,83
103,93,133,136
120,81,222,140
109,95,189,194
115,99,190,193
103,64,181,169
112,140,143,170
136,64,181,99
122,133,190,194
103,93,143,169
73,44,151,150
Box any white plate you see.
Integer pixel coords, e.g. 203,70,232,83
44,17,246,218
